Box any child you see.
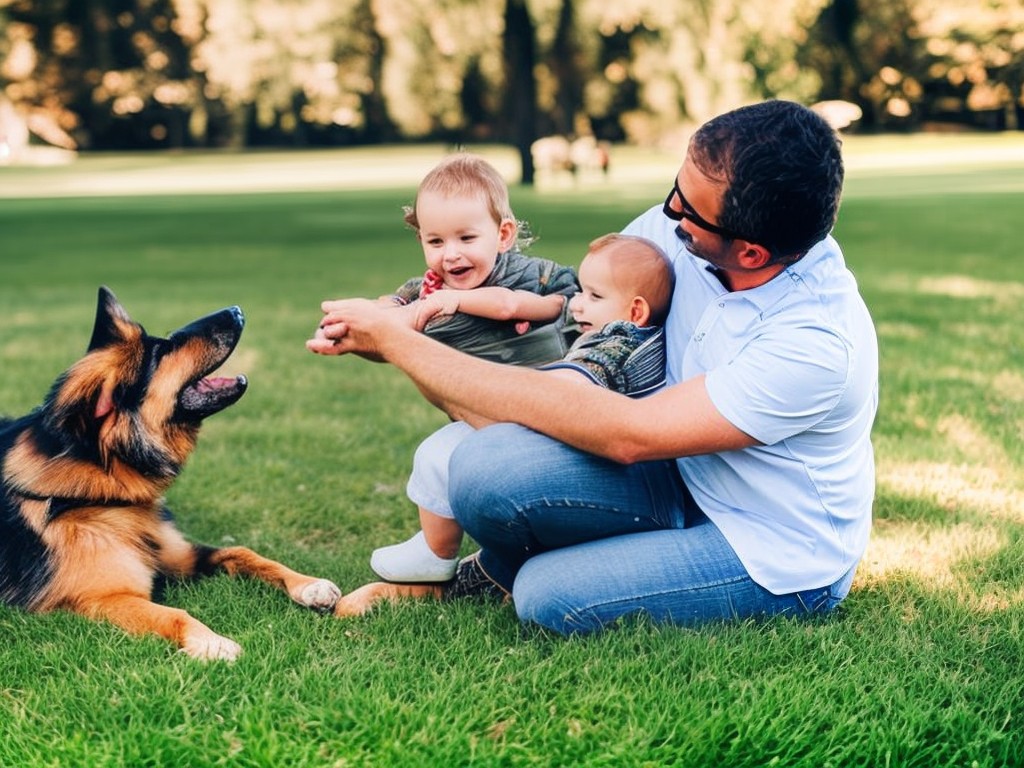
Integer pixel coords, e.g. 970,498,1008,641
370,233,674,584
374,153,579,365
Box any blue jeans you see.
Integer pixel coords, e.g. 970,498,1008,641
448,424,855,635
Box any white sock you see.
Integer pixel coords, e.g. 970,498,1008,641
370,531,459,583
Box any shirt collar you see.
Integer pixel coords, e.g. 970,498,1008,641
707,235,841,313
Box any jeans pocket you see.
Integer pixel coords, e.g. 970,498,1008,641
795,586,839,614
794,589,827,614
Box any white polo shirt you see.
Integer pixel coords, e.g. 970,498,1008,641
624,205,878,594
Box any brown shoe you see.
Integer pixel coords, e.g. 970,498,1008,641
443,552,510,603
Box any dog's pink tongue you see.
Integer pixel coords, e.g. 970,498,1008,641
194,376,235,392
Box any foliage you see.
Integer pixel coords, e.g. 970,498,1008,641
3,0,1022,157
1,139,1023,764
798,0,1024,130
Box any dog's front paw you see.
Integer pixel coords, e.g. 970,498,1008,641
181,630,242,662
294,578,342,612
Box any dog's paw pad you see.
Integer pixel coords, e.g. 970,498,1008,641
296,579,342,611
181,633,242,662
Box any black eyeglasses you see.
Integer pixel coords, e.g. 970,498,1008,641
663,179,748,242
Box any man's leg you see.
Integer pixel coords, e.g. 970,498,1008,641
448,423,687,591
513,513,857,634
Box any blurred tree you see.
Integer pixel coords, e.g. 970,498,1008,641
914,0,1024,130
1,0,196,149
3,0,1023,157
174,0,392,147
544,0,584,136
799,0,1024,131
369,0,503,140
503,0,538,183
799,0,926,130
566,0,830,147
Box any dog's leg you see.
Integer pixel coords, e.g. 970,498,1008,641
333,582,443,617
77,593,242,661
200,546,342,612
154,521,342,612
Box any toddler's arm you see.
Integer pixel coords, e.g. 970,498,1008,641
414,287,565,330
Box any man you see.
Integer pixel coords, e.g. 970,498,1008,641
308,100,878,634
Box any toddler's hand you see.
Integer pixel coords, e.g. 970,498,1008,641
306,323,342,355
413,291,460,330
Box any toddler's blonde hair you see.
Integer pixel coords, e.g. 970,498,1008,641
404,154,515,230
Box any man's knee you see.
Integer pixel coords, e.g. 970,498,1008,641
448,424,544,514
513,557,601,636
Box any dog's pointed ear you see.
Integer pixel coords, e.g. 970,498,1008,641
88,286,133,351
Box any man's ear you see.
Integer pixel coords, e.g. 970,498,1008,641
629,296,652,326
498,218,518,251
737,243,773,270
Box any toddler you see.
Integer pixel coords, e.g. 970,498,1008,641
378,153,579,365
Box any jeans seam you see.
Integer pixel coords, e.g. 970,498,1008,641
569,573,752,616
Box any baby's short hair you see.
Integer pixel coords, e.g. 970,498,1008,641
587,233,675,325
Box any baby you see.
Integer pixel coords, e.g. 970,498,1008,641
370,233,674,583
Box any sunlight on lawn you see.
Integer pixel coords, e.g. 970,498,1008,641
863,412,1024,610
915,275,1024,301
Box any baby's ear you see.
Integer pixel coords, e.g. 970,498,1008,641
629,296,652,326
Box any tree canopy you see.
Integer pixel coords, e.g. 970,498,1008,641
1,0,1022,157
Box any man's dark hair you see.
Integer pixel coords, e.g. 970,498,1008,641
689,100,844,263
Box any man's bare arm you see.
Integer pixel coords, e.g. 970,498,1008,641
308,298,756,463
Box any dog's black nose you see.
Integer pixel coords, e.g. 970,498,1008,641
229,306,244,325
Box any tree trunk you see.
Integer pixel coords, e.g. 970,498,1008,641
502,0,537,185
550,0,582,137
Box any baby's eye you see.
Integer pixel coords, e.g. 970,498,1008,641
426,238,444,247
461,234,478,242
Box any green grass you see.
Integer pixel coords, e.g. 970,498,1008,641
1,138,1023,766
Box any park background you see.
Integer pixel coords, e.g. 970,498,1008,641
2,1,1024,766
3,0,1024,173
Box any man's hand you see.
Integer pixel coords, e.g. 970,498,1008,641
305,298,415,359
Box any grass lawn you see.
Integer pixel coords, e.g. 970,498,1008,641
1,135,1023,766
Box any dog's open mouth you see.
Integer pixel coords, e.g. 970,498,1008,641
178,374,248,419
167,304,248,422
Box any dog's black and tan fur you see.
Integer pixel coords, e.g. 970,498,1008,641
0,287,340,660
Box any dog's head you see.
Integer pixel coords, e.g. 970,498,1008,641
40,287,248,480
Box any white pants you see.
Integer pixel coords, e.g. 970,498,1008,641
406,420,476,518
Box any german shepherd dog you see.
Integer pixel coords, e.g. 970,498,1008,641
0,288,341,660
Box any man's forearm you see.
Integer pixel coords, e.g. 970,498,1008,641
381,328,611,449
